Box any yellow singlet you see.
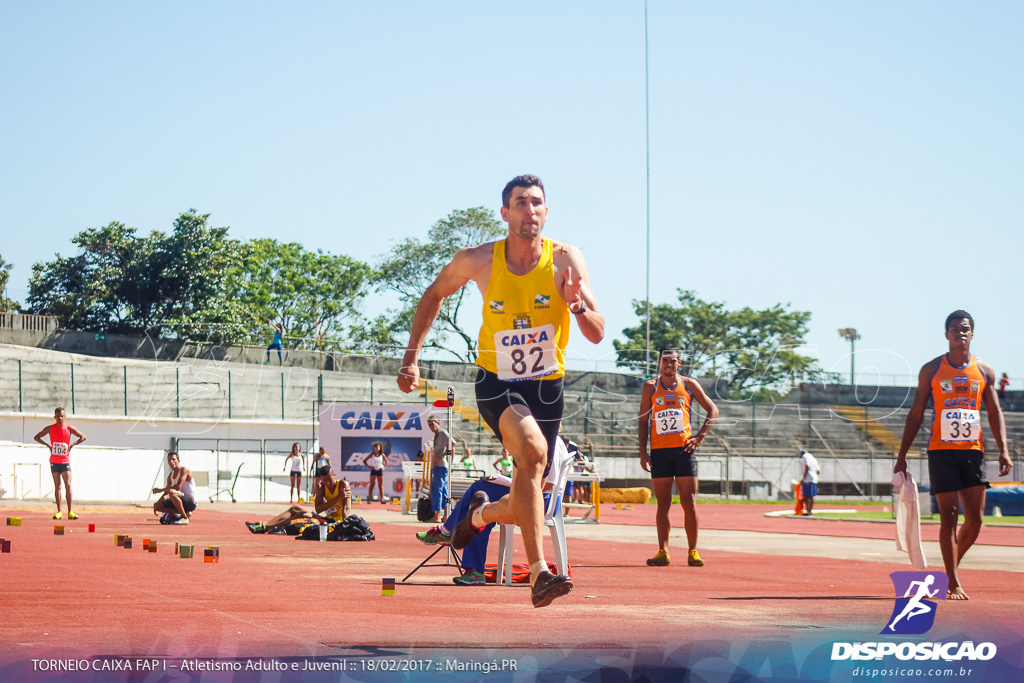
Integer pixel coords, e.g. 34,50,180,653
476,238,570,381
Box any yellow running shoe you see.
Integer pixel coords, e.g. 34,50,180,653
68,511,79,520
53,511,63,520
646,549,670,566
688,549,705,567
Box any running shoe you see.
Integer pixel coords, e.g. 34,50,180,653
416,526,451,545
646,549,670,566
174,518,189,525
451,491,489,550
53,511,63,520
531,571,573,608
453,570,486,586
245,521,267,534
688,549,705,567
68,511,79,520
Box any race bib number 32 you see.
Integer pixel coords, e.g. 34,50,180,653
940,409,980,442
494,324,557,381
654,408,686,435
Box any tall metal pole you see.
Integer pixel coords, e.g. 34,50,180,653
644,0,652,377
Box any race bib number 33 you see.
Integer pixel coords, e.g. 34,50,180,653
495,324,557,381
940,409,980,442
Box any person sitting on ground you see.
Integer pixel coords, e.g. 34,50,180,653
415,435,571,586
153,451,197,524
245,468,351,534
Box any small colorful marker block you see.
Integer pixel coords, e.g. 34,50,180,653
174,542,179,555
143,538,151,550
123,537,133,549
179,545,194,559
88,523,95,533
54,525,65,535
203,546,220,563
115,534,126,547
6,517,22,526
381,577,396,597
1,540,10,553
148,540,158,553
354,497,362,505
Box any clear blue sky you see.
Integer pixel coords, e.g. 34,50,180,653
2,1,1021,387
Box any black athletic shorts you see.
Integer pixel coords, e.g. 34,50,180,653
474,367,563,477
650,447,698,479
50,463,71,474
369,468,384,477
928,449,989,495
158,494,198,513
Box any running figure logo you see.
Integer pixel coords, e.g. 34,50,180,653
883,571,948,635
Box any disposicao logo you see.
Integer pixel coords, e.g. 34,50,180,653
830,571,997,662
883,571,946,635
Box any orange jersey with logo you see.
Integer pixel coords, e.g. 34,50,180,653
928,353,988,451
648,376,693,450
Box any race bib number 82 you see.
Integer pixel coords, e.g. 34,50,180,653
494,324,557,381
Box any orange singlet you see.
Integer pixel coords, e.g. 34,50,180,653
49,423,72,465
927,353,988,452
648,376,693,450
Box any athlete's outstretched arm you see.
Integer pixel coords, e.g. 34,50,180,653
894,360,937,473
979,360,1012,477
556,245,604,344
637,381,655,472
397,246,487,393
683,377,719,454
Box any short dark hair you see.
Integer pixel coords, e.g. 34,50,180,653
658,346,680,359
167,451,178,459
945,310,974,332
502,175,545,208
54,407,65,414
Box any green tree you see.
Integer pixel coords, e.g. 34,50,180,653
615,289,831,399
375,207,505,361
0,255,21,312
226,238,373,349
28,211,241,337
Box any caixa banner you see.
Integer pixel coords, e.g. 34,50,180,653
318,404,437,500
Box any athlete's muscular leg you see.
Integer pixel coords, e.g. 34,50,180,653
52,471,63,513
955,486,986,564
63,470,73,513
677,476,699,551
480,406,548,568
934,491,968,600
651,477,674,551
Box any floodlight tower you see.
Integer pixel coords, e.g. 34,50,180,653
837,328,861,385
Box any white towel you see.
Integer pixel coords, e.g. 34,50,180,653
892,471,927,569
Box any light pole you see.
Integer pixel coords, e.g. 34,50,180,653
837,328,861,385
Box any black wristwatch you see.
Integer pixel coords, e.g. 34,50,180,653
571,299,587,315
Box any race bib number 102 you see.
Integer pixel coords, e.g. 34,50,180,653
494,324,558,381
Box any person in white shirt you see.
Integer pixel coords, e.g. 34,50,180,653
799,449,820,516
152,451,197,524
283,443,305,504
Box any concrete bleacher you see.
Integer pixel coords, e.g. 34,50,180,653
2,335,1019,502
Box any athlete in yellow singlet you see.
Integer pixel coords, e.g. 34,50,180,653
894,310,1012,601
397,175,605,608
638,347,719,568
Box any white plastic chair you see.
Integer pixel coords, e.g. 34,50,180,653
496,452,573,585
